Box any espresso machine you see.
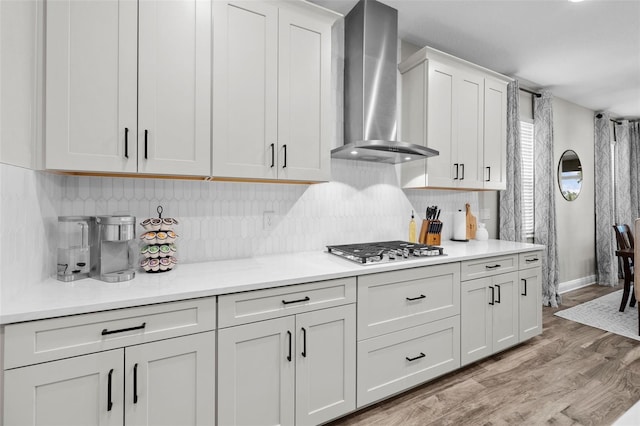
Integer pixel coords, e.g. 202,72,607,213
56,216,91,282
90,215,136,282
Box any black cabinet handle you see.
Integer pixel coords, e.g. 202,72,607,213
406,294,426,301
453,163,459,180
525,258,539,263
282,144,287,168
282,296,310,305
460,163,465,180
270,143,275,168
107,369,114,412
133,363,138,404
101,322,146,336
144,130,148,159
521,278,528,296
406,352,426,362
486,166,490,182
286,330,292,362
124,128,129,159
495,284,501,303
489,286,495,305
485,264,501,269
301,327,307,358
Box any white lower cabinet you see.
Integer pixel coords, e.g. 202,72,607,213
461,272,519,366
218,304,356,426
519,266,543,341
4,331,216,426
356,316,460,407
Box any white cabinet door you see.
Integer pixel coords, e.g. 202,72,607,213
4,349,123,426
295,305,356,426
519,267,543,341
461,277,492,366
218,316,296,426
212,1,278,180
425,60,456,188
491,272,519,353
125,332,216,426
456,69,484,189
483,78,508,190
138,0,211,176
45,0,137,173
277,8,331,182
0,0,39,168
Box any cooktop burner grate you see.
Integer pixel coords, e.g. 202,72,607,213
326,240,445,264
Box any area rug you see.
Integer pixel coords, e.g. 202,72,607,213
555,290,640,342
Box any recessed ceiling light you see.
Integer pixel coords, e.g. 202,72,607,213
350,150,358,155
568,0,584,3
404,156,411,161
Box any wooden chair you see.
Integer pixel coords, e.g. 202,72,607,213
613,224,635,312
633,219,640,336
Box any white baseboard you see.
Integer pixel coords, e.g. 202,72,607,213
559,275,597,294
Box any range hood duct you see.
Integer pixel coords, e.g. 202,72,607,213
331,0,438,164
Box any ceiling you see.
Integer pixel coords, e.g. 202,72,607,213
309,0,640,120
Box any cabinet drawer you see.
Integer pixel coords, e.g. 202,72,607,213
461,254,518,281
519,251,543,269
357,263,460,340
4,298,216,369
218,277,356,328
356,316,460,408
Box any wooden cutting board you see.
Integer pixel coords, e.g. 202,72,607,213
466,203,477,240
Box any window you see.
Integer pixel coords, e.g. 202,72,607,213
521,120,535,239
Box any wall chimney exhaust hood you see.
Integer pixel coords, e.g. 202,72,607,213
331,0,438,164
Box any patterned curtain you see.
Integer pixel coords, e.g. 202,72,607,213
614,121,633,227
629,121,640,220
594,112,616,287
534,91,560,307
499,80,523,242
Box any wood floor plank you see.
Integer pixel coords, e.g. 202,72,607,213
329,284,640,426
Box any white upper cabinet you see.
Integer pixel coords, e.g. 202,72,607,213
138,0,212,176
45,0,138,173
483,77,508,190
0,0,40,169
46,0,211,176
212,0,334,182
399,46,510,190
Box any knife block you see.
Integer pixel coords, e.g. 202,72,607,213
419,220,441,246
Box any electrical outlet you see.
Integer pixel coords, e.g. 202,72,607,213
263,211,275,230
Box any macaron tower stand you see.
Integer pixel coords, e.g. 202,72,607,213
139,206,178,273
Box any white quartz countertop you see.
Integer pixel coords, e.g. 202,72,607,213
0,239,544,324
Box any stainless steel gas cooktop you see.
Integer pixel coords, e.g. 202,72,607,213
326,240,445,265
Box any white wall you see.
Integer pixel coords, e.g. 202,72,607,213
553,97,596,286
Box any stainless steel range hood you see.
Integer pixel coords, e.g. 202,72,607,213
332,0,438,164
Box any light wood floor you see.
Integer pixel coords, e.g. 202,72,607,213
329,284,640,426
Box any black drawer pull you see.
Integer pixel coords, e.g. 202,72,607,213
521,278,528,296
282,144,287,168
406,352,426,362
525,258,539,263
107,368,114,411
144,129,149,159
282,296,310,305
102,322,146,336
495,284,501,303
486,166,491,182
406,294,426,301
287,330,292,362
485,264,501,269
460,163,465,180
489,286,495,305
453,163,459,180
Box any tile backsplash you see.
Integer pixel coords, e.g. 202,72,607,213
0,161,478,288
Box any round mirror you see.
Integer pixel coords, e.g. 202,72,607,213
558,150,583,201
